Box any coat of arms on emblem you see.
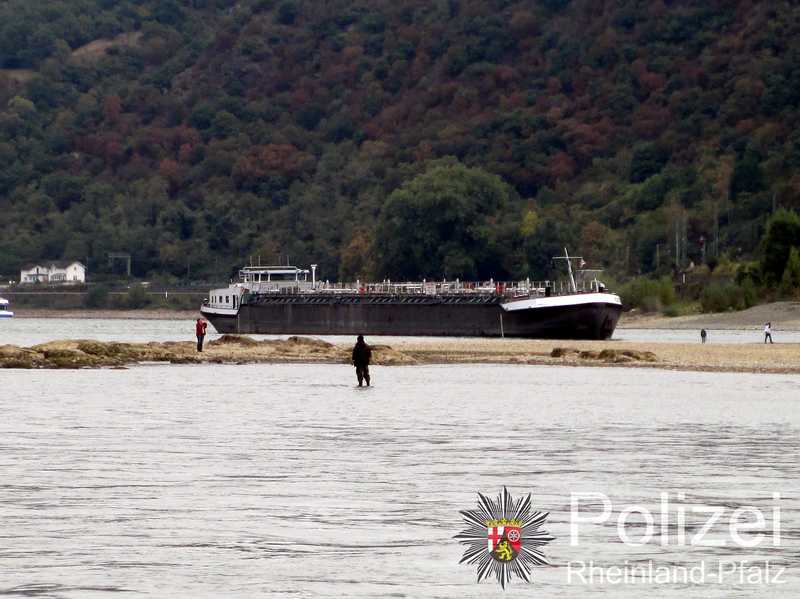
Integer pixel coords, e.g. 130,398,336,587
455,487,554,588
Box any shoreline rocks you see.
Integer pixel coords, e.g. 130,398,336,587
550,347,658,363
0,336,417,369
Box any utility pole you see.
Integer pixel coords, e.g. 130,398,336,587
713,201,720,258
675,220,680,269
625,243,630,274
726,185,732,237
682,212,689,266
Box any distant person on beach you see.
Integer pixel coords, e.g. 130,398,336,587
700,329,707,344
764,322,773,344
196,318,208,352
352,335,372,387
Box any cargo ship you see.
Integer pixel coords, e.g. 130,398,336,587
200,250,622,339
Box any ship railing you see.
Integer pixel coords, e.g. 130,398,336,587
237,278,607,298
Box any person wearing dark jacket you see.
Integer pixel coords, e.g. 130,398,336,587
351,335,372,387
196,318,208,352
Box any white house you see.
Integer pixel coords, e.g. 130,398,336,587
20,261,87,285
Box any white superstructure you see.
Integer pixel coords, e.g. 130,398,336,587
0,297,13,318
203,265,314,316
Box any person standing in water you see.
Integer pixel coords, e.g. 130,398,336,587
700,329,707,344
764,322,774,344
196,318,208,352
352,335,372,387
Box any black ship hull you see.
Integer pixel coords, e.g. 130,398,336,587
202,294,622,340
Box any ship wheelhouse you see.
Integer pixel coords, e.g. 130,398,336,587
202,265,317,315
239,266,311,285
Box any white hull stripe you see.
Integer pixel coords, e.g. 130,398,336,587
501,293,622,312
201,306,238,316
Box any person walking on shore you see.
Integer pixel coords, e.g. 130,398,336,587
700,329,707,344
196,318,208,352
764,322,774,344
352,335,372,387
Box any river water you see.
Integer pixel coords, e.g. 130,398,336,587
3,317,800,346
1,321,799,598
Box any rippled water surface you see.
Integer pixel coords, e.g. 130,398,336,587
2,361,798,598
3,316,800,346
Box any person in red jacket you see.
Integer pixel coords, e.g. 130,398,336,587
196,318,208,352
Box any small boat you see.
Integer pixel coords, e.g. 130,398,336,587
0,297,13,318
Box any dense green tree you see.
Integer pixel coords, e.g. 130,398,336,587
209,111,240,139
374,161,517,280
760,210,800,284
276,1,299,25
730,150,765,200
630,143,669,183
780,246,800,296
85,283,110,307
125,283,151,308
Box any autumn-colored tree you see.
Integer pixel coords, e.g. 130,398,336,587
1,0,800,290
339,229,375,280
103,95,122,125
232,144,313,189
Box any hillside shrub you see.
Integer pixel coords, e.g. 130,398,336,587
619,276,676,312
84,284,110,308
126,284,151,309
699,281,755,313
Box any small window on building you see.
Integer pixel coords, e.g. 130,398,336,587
226,296,229,303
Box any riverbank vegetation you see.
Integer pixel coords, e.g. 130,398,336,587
620,210,800,314
3,284,205,310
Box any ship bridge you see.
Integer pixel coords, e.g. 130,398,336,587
235,265,318,293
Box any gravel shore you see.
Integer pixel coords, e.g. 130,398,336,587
619,301,800,330
2,335,798,374
392,337,800,374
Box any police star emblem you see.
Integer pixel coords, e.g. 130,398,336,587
455,487,554,588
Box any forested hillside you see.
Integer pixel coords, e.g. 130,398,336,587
1,0,799,284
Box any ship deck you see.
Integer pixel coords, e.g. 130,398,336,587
246,292,507,305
